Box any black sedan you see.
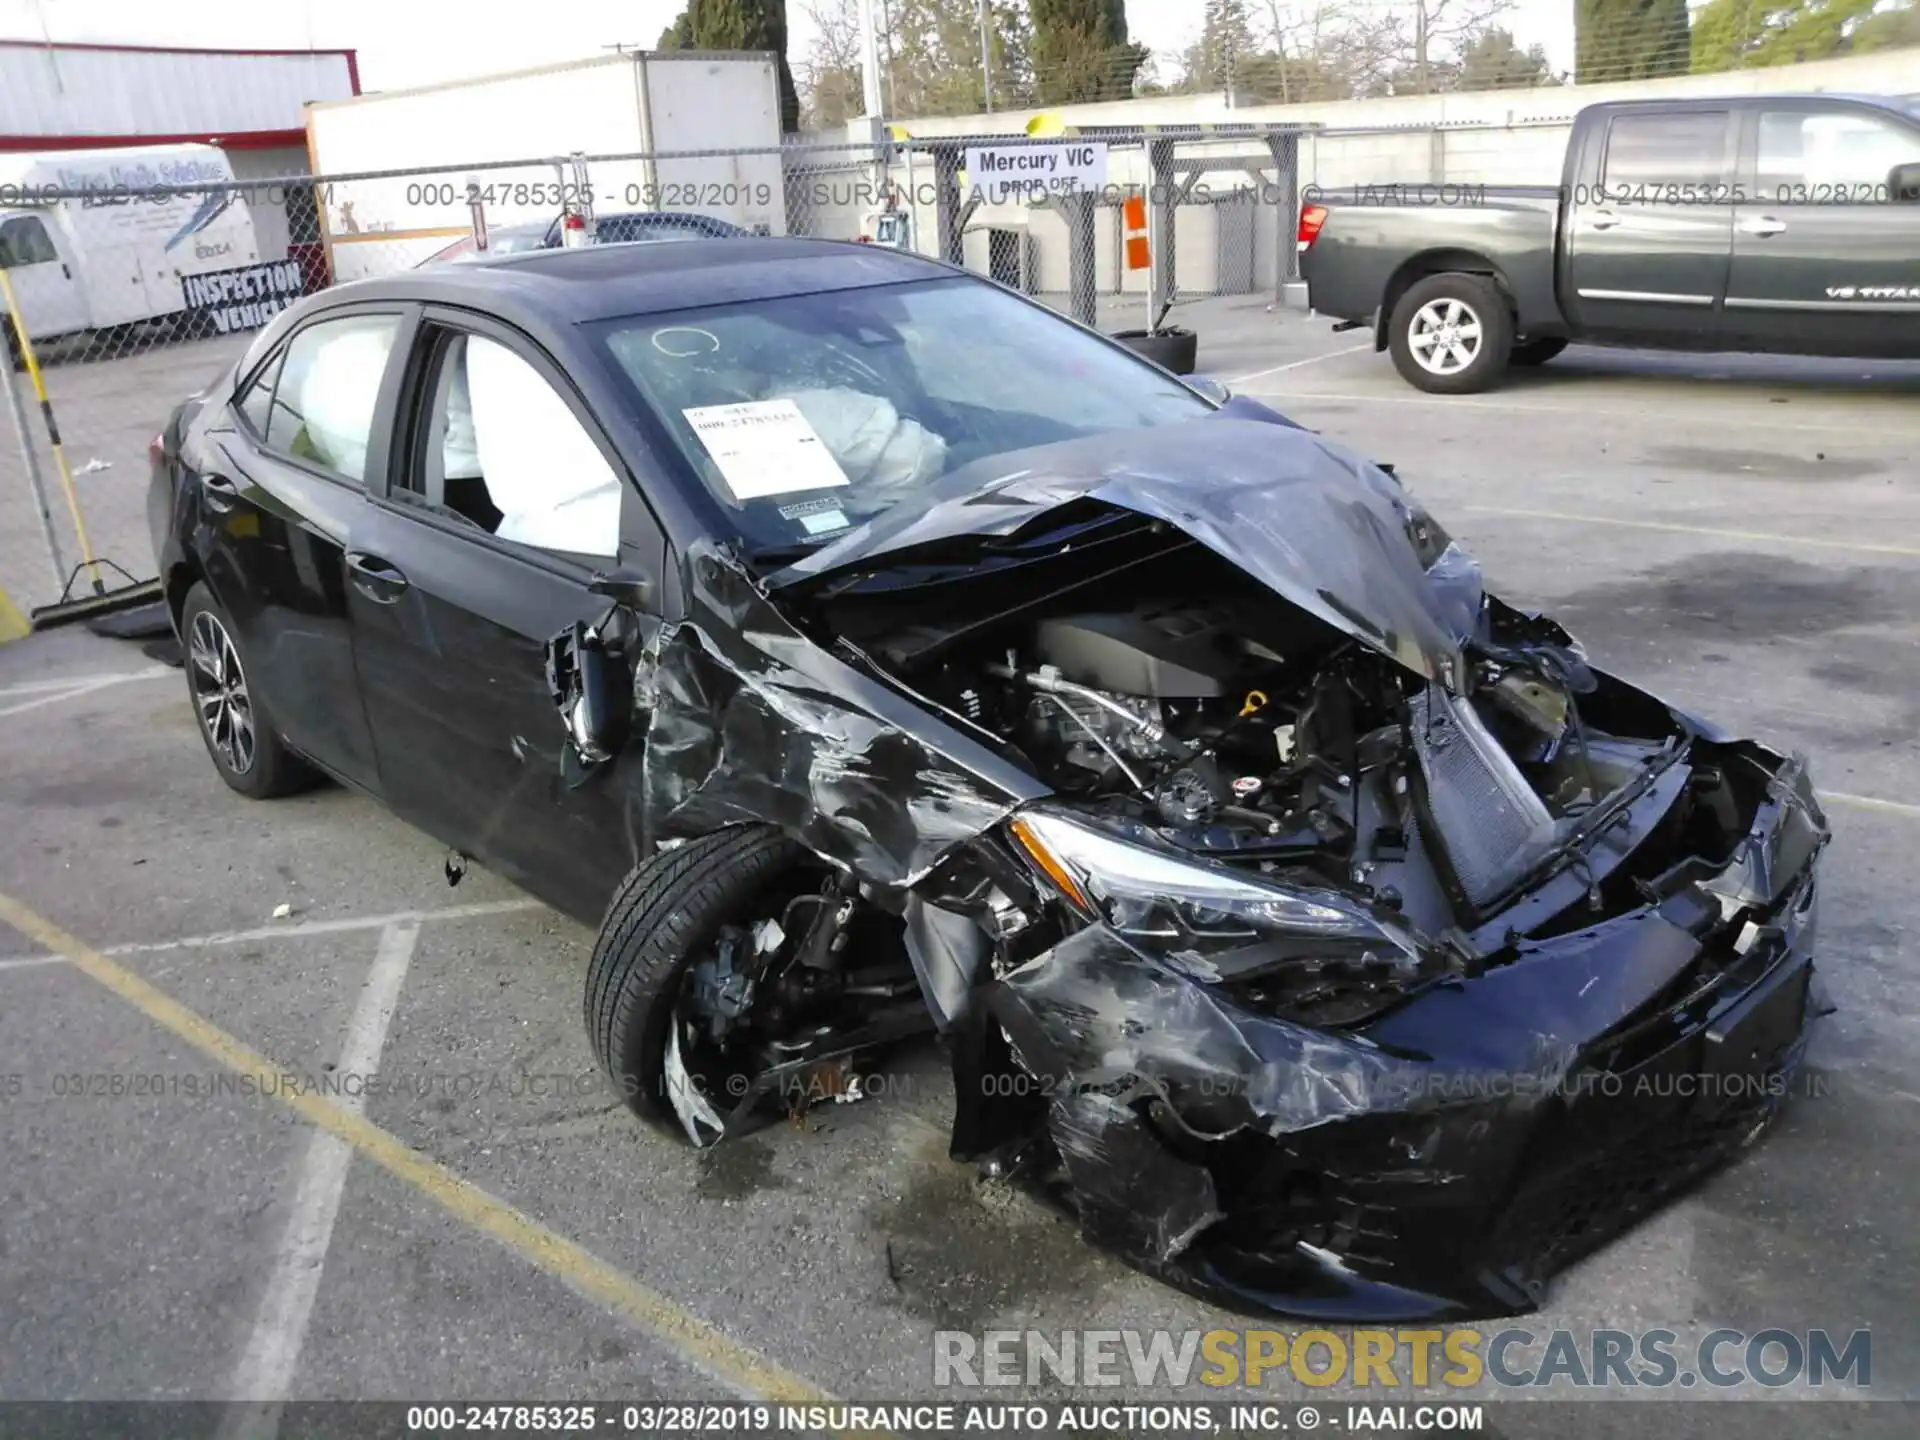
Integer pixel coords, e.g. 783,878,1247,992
149,238,1828,1320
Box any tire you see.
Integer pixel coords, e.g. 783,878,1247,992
1110,327,1199,375
586,824,805,1135
1388,272,1513,394
179,581,316,799
1510,337,1568,368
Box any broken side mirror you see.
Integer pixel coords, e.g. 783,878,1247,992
1890,162,1920,203
544,618,633,782
588,564,655,611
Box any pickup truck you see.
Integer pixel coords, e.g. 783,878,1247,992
1297,93,1920,393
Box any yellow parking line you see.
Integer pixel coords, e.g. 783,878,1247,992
1453,505,1920,560
0,890,865,1423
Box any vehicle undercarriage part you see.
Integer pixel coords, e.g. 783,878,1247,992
550,417,1829,1318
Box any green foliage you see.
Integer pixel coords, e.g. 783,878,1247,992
1455,27,1554,88
1030,0,1148,102
1690,0,1915,72
1575,0,1692,82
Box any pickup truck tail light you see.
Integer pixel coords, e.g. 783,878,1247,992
1297,204,1328,250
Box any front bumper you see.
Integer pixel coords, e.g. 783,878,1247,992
980,748,1827,1321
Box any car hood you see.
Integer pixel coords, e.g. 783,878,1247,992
771,416,1483,692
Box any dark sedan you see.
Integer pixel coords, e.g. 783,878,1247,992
150,239,1827,1320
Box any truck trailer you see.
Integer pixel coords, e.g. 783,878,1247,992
305,51,788,282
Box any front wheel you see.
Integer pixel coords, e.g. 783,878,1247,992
1388,273,1513,394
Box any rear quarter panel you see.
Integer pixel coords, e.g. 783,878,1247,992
1302,190,1566,337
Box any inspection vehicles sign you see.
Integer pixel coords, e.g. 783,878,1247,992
964,142,1108,204
179,259,305,335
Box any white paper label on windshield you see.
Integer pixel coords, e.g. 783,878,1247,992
683,400,850,501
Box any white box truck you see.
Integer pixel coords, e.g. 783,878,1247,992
306,51,788,281
0,145,288,348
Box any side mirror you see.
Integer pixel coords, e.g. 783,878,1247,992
1890,162,1920,203
588,565,654,611
544,619,633,774
1188,376,1232,406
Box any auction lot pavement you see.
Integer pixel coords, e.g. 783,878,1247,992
2,309,1918,1438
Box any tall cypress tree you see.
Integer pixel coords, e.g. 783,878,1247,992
1031,0,1148,103
1575,0,1693,83
659,0,802,134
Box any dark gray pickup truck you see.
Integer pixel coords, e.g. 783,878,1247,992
1299,93,1920,393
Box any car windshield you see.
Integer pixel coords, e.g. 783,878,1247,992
596,276,1210,555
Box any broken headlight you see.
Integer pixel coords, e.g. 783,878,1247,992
1008,808,1418,960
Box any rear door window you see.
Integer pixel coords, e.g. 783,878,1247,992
262,314,402,483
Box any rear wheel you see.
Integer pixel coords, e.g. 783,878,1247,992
1511,337,1569,367
1388,272,1513,395
180,582,316,798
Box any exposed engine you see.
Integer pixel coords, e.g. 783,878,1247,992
879,588,1684,941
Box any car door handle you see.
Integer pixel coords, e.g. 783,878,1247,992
346,551,410,603
201,473,240,513
1740,215,1788,237
1588,208,1621,231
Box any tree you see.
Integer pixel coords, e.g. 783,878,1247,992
1575,0,1692,83
1030,0,1149,103
1455,26,1554,88
1185,1,1261,97
659,0,803,133
1690,0,1915,72
795,0,865,130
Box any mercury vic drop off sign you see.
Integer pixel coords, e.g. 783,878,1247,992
964,143,1109,204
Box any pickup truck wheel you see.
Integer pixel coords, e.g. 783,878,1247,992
1389,274,1513,394
1511,338,1569,367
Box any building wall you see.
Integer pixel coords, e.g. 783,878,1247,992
0,43,356,149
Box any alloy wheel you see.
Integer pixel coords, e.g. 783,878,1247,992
188,610,256,775
1407,298,1483,376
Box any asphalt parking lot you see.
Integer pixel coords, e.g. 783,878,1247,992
2,302,1917,1436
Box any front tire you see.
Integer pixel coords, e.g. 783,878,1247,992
180,581,315,798
587,824,805,1138
1388,273,1513,394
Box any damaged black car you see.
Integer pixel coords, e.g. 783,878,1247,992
151,238,1828,1322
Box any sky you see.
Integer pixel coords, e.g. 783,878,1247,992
0,0,1579,95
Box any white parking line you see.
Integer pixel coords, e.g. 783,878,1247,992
218,921,420,1434
1223,342,1371,386
1449,504,1920,560
0,667,176,719
0,898,545,972
1235,385,1920,438
1827,791,1920,821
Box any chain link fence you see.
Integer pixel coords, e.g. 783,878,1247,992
0,124,1321,619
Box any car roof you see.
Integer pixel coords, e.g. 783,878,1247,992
337,237,957,326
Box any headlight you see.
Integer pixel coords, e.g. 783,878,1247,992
1007,807,1418,964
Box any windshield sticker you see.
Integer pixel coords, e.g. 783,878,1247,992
684,400,850,501
777,497,852,536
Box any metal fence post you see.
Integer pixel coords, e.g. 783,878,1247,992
1266,131,1302,294
1147,137,1177,324
1,345,67,595
1063,193,1098,328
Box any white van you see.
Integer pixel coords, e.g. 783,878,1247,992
0,144,284,351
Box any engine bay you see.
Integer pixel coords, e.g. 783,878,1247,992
817,537,1721,953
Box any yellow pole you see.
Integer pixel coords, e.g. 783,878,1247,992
0,268,104,595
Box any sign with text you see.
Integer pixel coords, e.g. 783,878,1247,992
179,260,305,335
964,142,1108,204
